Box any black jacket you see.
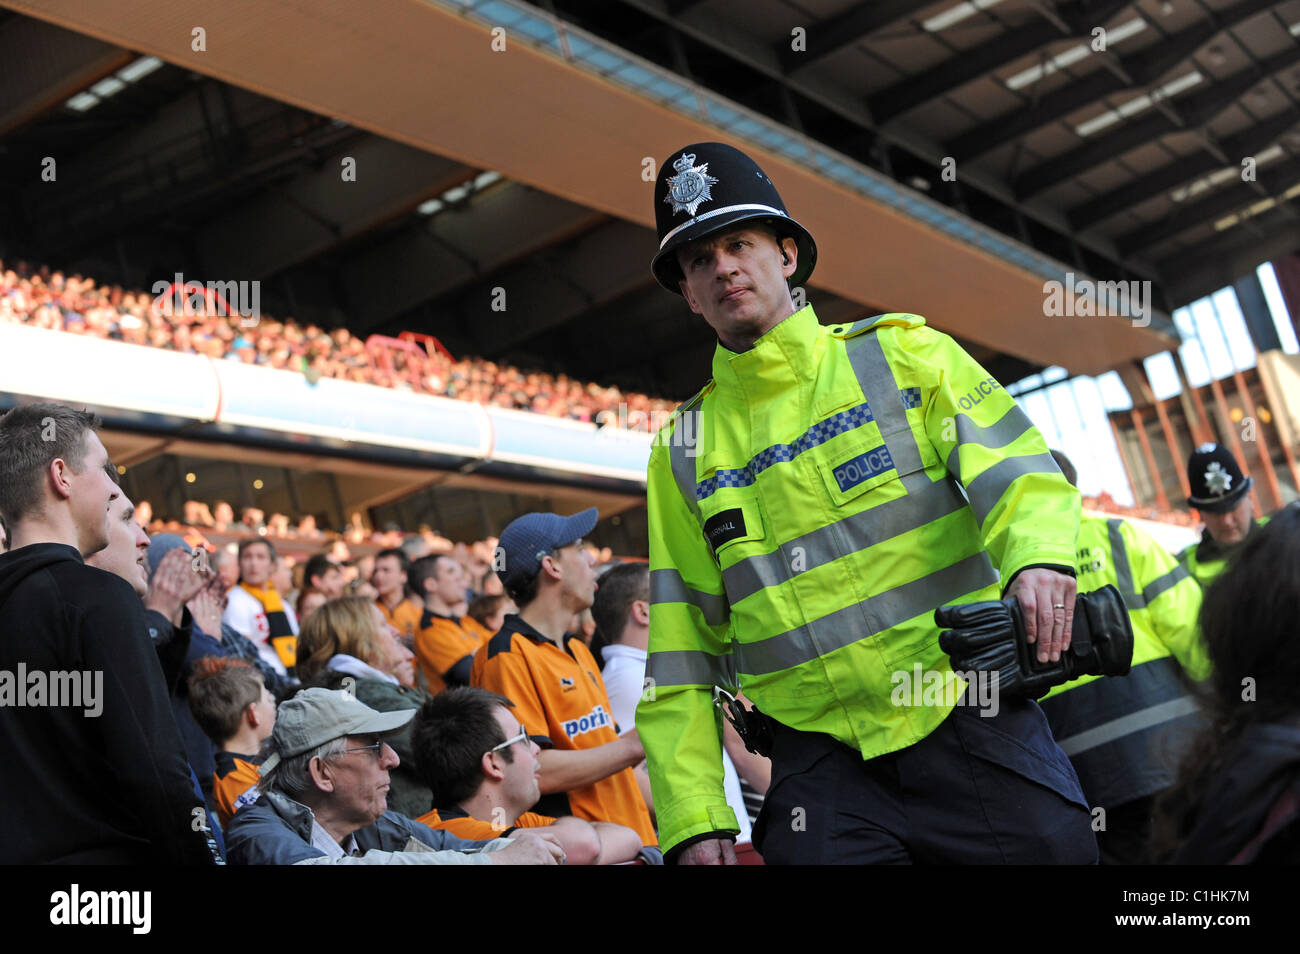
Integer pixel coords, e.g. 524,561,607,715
1173,718,1300,864
0,543,216,864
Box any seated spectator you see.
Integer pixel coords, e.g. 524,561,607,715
411,687,644,864
410,554,492,694
212,500,235,532
471,509,656,848
223,538,299,676
135,498,153,528
188,657,276,827
467,593,514,635
223,688,562,864
1153,504,1300,863
184,499,215,527
592,562,765,843
241,507,265,533
372,547,423,642
296,597,432,817
297,588,328,622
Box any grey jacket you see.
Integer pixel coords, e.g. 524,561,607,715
225,789,505,865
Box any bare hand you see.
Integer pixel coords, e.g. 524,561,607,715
677,838,738,866
620,728,645,765
187,584,224,637
1005,568,1076,663
145,548,213,624
492,831,566,865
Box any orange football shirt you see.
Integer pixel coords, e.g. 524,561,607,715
470,614,656,847
414,611,493,694
416,806,554,840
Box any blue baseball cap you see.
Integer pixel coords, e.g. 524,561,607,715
496,507,599,592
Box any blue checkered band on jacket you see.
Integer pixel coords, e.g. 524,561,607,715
695,402,875,501
899,387,922,410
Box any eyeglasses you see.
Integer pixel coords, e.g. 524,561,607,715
488,726,529,754
337,737,388,761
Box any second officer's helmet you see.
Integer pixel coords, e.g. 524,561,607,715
1186,442,1252,513
650,142,817,294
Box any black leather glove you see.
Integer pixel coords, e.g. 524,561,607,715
936,585,1134,701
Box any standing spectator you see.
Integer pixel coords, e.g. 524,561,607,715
303,553,345,599
1154,504,1300,863
593,562,759,843
471,509,656,848
467,593,514,635
212,545,240,591
410,554,493,694
223,538,299,677
372,547,423,643
0,403,216,864
149,535,297,702
212,500,235,532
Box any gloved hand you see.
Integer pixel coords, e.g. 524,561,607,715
936,585,1134,701
935,600,1054,699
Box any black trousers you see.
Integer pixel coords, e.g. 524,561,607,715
752,699,1099,864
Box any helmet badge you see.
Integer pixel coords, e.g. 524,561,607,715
664,152,718,217
1204,461,1232,496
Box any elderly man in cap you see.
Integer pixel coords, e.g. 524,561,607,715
638,142,1092,865
1178,443,1269,589
224,688,564,864
470,509,658,854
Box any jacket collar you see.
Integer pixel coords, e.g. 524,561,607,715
261,789,317,843
710,304,823,400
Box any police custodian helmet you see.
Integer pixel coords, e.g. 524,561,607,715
1186,442,1252,513
650,142,817,294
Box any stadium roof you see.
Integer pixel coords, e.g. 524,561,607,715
2,0,1286,398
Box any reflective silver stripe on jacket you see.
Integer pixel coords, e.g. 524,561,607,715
944,405,1036,478
734,551,996,676
964,451,1062,526
650,568,729,627
720,474,969,605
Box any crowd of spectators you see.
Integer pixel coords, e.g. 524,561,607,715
0,258,677,431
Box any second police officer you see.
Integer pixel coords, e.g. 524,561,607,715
636,142,1099,864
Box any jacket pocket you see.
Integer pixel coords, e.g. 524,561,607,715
951,702,1089,811
817,432,927,510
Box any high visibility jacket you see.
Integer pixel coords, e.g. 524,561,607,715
1039,514,1206,811
1177,516,1269,589
638,305,1080,854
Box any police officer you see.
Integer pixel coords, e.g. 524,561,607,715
1040,451,1207,864
1177,443,1267,589
637,142,1097,864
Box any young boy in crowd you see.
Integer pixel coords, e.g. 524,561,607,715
188,657,277,827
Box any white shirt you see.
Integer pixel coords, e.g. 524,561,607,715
601,642,752,843
222,586,297,677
